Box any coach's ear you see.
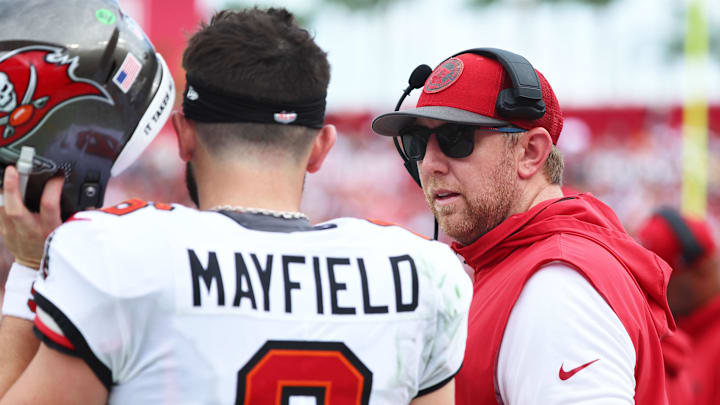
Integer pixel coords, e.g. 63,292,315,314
172,111,197,162
306,124,336,174
517,126,552,180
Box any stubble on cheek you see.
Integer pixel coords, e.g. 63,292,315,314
424,153,519,245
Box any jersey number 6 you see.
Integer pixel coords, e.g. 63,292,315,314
236,340,372,405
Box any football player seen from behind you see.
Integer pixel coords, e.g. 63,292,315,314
0,6,472,405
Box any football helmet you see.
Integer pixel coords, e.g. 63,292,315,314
0,0,175,219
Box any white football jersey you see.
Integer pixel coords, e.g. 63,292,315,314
32,200,472,405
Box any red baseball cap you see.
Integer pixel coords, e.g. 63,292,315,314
637,209,716,270
372,52,564,144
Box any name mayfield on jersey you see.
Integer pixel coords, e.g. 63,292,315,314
187,248,419,315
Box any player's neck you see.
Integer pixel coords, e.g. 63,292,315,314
193,158,305,213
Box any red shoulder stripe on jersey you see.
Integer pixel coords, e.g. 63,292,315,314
27,298,36,313
365,218,431,240
33,292,112,389
34,316,75,350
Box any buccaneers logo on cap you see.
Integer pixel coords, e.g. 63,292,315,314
0,46,112,147
424,57,464,94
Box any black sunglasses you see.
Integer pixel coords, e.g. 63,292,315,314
399,123,525,160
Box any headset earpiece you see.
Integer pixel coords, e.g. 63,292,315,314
496,87,545,119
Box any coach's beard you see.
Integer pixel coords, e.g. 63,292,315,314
427,152,519,245
185,162,200,207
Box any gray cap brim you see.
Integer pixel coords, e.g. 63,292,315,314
371,106,509,137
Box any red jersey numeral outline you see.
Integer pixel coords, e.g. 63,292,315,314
100,198,173,216
236,340,372,405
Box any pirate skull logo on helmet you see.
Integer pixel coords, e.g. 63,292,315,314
0,62,51,140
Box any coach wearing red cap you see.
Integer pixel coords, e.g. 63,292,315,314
372,49,674,404
638,208,720,405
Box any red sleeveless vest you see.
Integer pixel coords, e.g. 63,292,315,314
453,194,674,405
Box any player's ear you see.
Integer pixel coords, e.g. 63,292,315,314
306,124,336,174
172,111,197,162
517,127,552,180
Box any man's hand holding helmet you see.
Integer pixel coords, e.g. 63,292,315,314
0,166,62,269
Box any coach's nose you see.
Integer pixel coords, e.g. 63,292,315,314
419,134,450,181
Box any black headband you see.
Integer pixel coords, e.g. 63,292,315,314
182,75,326,129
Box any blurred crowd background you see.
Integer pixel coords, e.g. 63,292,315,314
0,0,718,275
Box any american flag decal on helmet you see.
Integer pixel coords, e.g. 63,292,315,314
274,111,297,124
113,52,142,93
